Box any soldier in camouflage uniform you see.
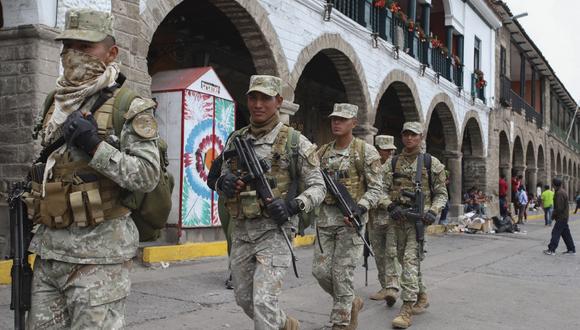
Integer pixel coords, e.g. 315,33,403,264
25,9,160,329
379,122,447,329
216,75,326,330
313,104,383,330
368,135,401,307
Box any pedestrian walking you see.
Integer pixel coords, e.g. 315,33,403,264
517,186,528,224
216,75,326,329
574,191,580,214
380,122,448,329
25,9,162,329
368,135,401,305
313,103,383,330
541,185,554,226
544,178,575,255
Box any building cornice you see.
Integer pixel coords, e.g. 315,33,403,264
468,0,502,29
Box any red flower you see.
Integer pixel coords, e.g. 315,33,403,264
390,2,401,13
374,0,387,8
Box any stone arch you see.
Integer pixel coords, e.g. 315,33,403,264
460,115,485,196
537,144,546,185
374,69,424,123
289,34,371,122
426,101,459,157
512,136,524,176
564,156,568,176
499,130,511,170
556,152,562,175
460,111,485,155
525,141,536,191
139,0,289,89
425,93,459,150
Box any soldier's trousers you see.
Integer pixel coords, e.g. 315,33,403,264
312,225,363,326
369,222,401,290
27,258,131,330
230,229,290,330
386,220,426,302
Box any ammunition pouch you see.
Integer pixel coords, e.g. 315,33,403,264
24,177,129,229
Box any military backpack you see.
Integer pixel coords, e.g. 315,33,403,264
40,87,174,242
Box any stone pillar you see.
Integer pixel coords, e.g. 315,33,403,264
354,124,378,145
279,100,300,125
443,151,462,217
527,167,537,194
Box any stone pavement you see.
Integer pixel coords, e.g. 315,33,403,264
1,213,580,329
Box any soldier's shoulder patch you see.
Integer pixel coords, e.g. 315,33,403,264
431,157,445,174
304,144,320,167
370,159,382,173
132,112,158,139
364,144,381,164
124,97,156,120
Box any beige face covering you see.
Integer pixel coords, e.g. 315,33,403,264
61,48,107,84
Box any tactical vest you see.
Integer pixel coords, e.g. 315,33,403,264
319,138,366,205
390,153,433,207
225,125,294,220
25,90,130,229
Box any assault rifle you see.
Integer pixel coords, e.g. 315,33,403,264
320,170,374,257
224,136,299,278
8,182,33,330
400,153,427,254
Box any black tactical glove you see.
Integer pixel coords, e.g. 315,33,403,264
63,113,101,155
267,198,291,226
388,204,405,221
217,173,238,198
423,210,438,225
354,205,367,218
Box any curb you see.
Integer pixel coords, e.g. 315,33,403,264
141,234,316,265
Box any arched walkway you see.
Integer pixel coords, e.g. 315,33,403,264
144,0,288,128
290,34,371,123
537,145,546,187
461,117,485,195
512,136,525,176
292,48,369,145
525,141,536,192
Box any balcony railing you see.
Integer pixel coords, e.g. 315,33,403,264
500,75,511,107
550,123,568,141
329,0,461,88
510,90,543,128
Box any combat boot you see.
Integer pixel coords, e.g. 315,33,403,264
412,292,429,314
283,316,300,330
370,288,388,300
385,288,399,307
392,301,414,329
346,296,364,329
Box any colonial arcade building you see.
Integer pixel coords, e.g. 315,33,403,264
0,0,578,244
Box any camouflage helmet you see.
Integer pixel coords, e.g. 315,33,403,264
55,9,114,43
328,103,358,119
375,135,397,150
246,75,282,96
401,121,423,135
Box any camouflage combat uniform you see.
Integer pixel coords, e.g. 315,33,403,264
380,123,447,305
220,75,325,330
368,135,401,298
312,103,383,327
26,9,160,329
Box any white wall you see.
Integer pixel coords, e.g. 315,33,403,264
56,0,111,28
2,0,57,27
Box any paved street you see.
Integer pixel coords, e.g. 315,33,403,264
2,213,580,330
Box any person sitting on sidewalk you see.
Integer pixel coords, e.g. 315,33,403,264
544,178,575,255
